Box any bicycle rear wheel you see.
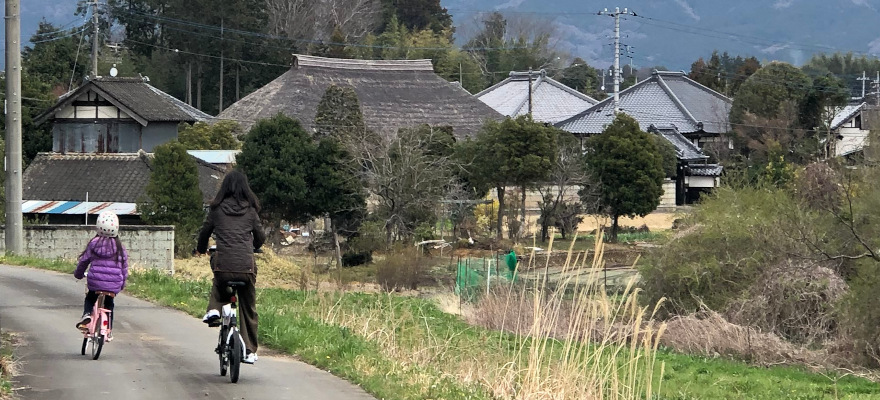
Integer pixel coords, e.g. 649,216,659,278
91,335,104,360
81,338,88,355
218,326,228,376
229,328,241,383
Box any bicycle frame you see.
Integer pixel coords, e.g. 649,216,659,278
83,294,112,338
221,291,247,358
81,292,113,360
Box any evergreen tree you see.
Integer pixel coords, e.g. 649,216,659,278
23,20,89,90
380,0,453,34
237,114,364,225
314,85,367,141
178,121,242,150
469,116,558,239
730,62,813,126
583,114,664,242
557,58,603,99
138,142,205,256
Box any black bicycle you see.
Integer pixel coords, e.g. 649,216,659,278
216,279,246,383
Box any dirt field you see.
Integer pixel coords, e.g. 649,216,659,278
575,211,682,233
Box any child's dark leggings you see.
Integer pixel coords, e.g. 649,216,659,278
84,290,115,328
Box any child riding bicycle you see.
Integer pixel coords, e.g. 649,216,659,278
74,211,129,337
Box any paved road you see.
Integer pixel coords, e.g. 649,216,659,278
0,265,376,400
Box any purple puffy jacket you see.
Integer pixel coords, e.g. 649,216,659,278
74,236,129,293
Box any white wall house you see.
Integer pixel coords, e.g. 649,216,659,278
830,103,870,157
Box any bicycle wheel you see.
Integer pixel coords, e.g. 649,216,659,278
91,335,104,360
218,326,228,376
81,338,88,355
228,329,241,383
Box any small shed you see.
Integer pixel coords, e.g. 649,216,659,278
35,76,213,153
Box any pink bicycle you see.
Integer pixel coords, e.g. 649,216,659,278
80,290,113,360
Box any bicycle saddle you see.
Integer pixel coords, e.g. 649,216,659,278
226,281,247,288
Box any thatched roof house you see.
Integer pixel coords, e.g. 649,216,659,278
218,55,503,138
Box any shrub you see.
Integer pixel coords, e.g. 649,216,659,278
375,250,426,292
347,220,386,253
639,185,810,316
341,251,373,267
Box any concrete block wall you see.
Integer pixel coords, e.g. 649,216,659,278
0,225,175,272
659,179,676,209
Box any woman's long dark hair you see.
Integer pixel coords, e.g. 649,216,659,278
211,170,261,212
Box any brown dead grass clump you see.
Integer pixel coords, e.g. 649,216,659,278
660,309,830,366
725,259,847,346
174,247,304,288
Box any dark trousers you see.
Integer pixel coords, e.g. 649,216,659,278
84,290,115,328
207,272,258,353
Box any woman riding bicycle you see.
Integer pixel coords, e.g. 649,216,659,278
197,170,265,364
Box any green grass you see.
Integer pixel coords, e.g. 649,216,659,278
0,331,14,399
5,255,880,399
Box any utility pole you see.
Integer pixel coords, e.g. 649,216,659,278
858,71,868,99
90,0,99,77
528,67,533,117
5,0,23,254
875,71,879,107
599,7,636,114
218,18,224,113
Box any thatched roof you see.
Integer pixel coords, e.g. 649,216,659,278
217,55,503,138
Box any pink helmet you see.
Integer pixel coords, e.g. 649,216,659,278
96,211,119,238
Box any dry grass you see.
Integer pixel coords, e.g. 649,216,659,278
309,230,667,399
174,248,308,289
0,332,19,399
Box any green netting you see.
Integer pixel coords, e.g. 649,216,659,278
455,257,517,302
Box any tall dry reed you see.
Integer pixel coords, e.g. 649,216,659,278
312,229,666,399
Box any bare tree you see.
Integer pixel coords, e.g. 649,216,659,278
536,135,594,241
264,0,320,42
264,0,381,43
350,126,459,242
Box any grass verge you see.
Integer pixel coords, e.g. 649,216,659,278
4,254,880,399
0,331,15,399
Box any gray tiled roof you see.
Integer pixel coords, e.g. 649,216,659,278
555,71,732,135
649,124,707,161
23,153,153,203
219,54,503,139
37,77,213,126
831,102,866,130
686,164,724,176
23,152,225,204
476,70,598,124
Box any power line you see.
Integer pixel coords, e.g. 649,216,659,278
123,38,291,68
29,26,89,44
112,7,533,52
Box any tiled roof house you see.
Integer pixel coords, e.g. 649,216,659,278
27,76,227,224
35,76,213,153
476,69,598,124
22,152,226,224
556,71,731,205
218,54,503,139
828,102,880,157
